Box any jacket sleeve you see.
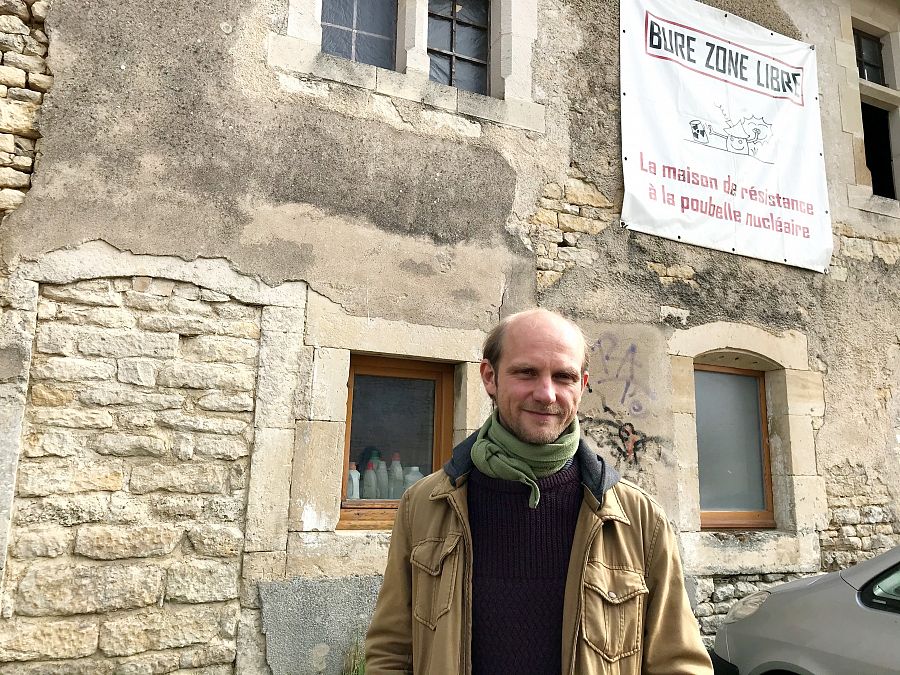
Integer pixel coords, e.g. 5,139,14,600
365,491,414,675
641,514,713,675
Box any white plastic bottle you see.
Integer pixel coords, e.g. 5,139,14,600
362,461,378,500
376,459,390,499
404,466,424,491
389,452,404,499
346,462,360,500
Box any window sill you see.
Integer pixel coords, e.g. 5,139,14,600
848,183,900,219
681,529,821,575
858,78,900,108
267,32,546,133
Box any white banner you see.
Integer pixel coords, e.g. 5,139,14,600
620,0,832,272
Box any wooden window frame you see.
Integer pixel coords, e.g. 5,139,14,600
338,354,455,530
695,363,775,530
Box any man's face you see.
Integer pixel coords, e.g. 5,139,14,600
480,314,589,444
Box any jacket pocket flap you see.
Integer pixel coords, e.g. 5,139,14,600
410,534,461,576
583,562,648,604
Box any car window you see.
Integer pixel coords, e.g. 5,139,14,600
861,564,900,614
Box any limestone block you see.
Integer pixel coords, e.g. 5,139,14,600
116,410,157,430
187,524,243,557
10,525,72,558
16,461,124,496
41,283,121,307
31,356,116,381
530,208,558,227
130,463,228,495
256,365,304,428
16,563,164,616
191,434,248,461
74,524,181,559
157,361,255,391
536,270,563,291
453,361,491,431
0,33,23,54
285,532,390,578
13,493,110,527
670,356,696,414
180,335,258,364
98,603,235,657
873,241,900,265
29,407,114,430
10,155,30,171
30,383,74,406
114,651,180,674
557,213,607,235
35,323,79,355
0,65,24,87
168,296,214,316
56,305,137,329
452,428,479,447
260,306,305,333
0,658,114,674
768,414,816,476
288,421,343,532
564,178,613,208
124,292,168,312
179,641,236,669
30,2,48,22
139,314,259,340
80,385,184,410
157,411,247,435
259,331,305,374
77,329,178,360
0,187,23,209
556,247,597,265
117,358,161,386
197,391,255,412
310,348,348,422
0,0,29,22
0,617,98,661
241,552,287,609
92,433,165,458
0,15,26,35
26,72,51,92
305,290,484,361
7,86,38,104
166,559,240,604
768,369,825,417
456,91,545,132
236,609,272,674
244,428,295,552
0,165,26,190
200,289,230,302
840,236,873,261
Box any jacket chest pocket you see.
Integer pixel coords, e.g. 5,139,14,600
581,562,648,662
410,533,461,630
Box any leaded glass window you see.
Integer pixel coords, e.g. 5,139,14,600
321,0,398,70
427,0,490,95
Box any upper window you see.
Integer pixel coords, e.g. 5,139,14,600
339,355,455,529
856,30,886,85
694,364,775,529
321,0,398,70
427,0,490,95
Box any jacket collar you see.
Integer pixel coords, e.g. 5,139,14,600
436,429,621,509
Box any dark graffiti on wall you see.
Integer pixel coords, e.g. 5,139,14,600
582,412,663,468
590,333,657,418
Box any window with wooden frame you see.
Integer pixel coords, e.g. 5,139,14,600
694,364,775,529
339,355,455,529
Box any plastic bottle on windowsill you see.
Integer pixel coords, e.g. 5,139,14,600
389,452,404,499
403,466,424,492
346,462,360,500
376,459,389,500
362,461,378,500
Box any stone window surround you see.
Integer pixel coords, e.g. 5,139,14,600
837,6,900,219
668,322,827,575
268,0,545,133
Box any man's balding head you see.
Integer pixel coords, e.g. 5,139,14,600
482,309,590,374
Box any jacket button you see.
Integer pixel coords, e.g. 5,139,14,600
608,591,617,598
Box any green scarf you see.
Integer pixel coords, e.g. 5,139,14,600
470,410,580,508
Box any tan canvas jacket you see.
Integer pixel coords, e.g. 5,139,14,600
366,437,713,675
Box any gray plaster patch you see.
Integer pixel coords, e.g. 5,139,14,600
259,575,382,675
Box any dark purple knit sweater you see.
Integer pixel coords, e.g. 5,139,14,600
467,461,583,675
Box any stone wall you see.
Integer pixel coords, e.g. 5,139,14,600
0,0,50,213
0,276,258,673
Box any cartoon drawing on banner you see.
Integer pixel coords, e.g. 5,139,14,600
688,105,774,162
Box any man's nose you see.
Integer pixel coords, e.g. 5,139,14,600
532,377,556,404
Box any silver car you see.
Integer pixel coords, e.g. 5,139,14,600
712,546,900,674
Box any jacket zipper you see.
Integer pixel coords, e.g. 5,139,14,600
447,494,474,675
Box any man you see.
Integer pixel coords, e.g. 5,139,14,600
366,309,712,675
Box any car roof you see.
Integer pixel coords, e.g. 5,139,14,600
840,545,900,590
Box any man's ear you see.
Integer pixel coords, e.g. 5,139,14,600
480,359,498,398
581,370,589,391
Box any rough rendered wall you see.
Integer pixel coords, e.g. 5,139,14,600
0,277,256,672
